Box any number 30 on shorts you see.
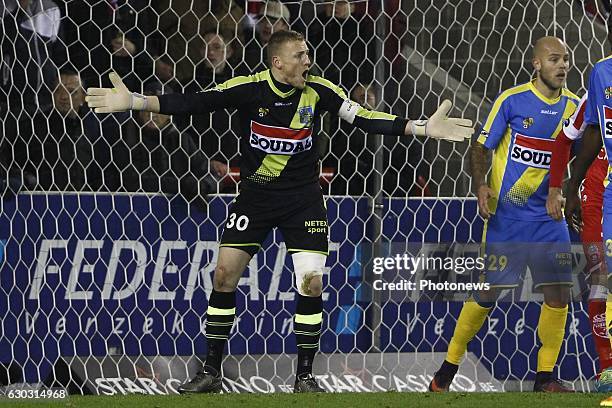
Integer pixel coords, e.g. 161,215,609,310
226,213,249,231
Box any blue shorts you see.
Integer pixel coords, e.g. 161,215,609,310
482,215,572,289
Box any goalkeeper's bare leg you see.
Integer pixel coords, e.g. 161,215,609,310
291,252,326,393
178,247,251,394
178,248,327,394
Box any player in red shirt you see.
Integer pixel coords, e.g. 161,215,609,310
548,91,612,391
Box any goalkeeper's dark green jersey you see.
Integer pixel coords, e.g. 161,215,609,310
158,70,407,192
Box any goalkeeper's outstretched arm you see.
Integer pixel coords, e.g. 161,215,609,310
405,100,473,142
340,98,473,142
85,72,248,115
86,72,160,113
86,72,473,142
307,78,472,142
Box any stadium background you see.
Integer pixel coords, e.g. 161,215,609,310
0,0,611,398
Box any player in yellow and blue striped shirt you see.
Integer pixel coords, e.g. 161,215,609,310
430,36,579,393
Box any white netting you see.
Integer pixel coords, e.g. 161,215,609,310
0,0,609,395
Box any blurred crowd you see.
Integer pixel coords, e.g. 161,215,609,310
0,0,420,203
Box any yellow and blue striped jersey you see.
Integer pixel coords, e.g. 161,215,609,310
477,81,579,220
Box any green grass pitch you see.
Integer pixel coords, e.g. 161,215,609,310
2,392,607,408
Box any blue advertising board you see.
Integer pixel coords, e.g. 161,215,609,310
0,194,596,385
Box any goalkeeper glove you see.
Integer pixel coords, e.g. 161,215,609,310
411,99,473,142
85,72,148,113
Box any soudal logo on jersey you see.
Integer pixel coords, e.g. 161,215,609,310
605,86,612,99
250,121,313,155
510,133,554,168
604,106,612,138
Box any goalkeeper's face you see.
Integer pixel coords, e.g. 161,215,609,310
276,40,311,89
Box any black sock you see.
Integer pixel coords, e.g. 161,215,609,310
204,290,236,373
297,348,317,378
535,371,553,384
294,294,323,378
438,360,459,379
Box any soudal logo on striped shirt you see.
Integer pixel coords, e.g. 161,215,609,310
250,121,313,155
604,106,612,138
510,133,554,169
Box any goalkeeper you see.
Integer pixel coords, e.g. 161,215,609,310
429,36,578,393
86,30,472,393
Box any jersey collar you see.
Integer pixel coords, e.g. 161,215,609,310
266,70,296,98
529,80,562,105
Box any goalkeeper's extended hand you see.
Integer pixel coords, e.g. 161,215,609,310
411,99,473,142
85,72,147,113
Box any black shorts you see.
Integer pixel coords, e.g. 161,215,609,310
220,186,328,257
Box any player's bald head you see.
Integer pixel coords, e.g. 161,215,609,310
532,36,567,60
531,36,569,93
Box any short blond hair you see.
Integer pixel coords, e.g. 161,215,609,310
266,30,305,66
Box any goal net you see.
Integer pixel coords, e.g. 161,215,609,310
0,0,608,395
